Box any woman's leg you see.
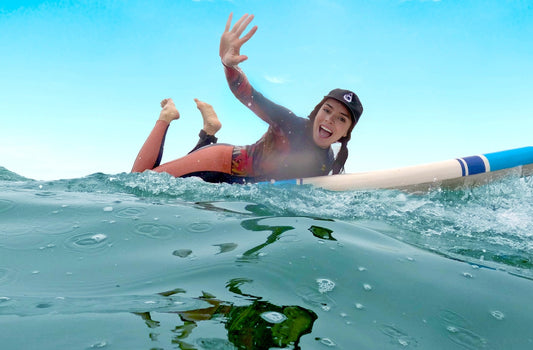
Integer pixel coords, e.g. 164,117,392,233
154,144,234,178
131,98,180,173
188,99,222,153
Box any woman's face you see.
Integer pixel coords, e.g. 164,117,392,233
312,98,352,149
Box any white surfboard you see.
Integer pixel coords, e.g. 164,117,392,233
272,146,533,191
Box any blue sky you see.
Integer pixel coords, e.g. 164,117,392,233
1,0,531,180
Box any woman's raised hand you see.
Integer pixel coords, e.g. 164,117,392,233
219,13,258,67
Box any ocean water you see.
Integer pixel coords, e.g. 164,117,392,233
1,166,532,349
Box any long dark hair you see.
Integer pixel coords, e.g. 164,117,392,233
308,97,357,175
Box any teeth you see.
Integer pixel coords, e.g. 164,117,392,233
321,125,332,133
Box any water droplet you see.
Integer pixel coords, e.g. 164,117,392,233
316,337,336,347
187,222,213,233
380,325,417,347
355,303,364,310
363,283,372,291
490,310,505,320
89,340,108,348
135,223,175,239
64,232,110,254
445,326,486,348
358,266,367,271
114,207,147,219
260,311,287,324
173,249,192,258
462,272,474,278
317,278,335,293
91,234,107,243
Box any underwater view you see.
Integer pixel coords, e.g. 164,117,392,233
1,166,532,349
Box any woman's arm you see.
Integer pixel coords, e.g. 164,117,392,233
220,14,295,129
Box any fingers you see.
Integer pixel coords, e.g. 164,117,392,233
239,25,258,44
224,12,233,32
233,14,254,36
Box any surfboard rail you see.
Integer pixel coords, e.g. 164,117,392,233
273,146,533,191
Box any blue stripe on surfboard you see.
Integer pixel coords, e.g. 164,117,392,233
483,146,533,172
462,156,487,175
457,158,467,176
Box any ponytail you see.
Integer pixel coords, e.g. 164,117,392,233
331,139,349,174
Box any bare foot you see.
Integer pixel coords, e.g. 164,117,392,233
158,98,180,124
194,98,221,135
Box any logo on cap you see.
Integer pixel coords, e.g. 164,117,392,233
343,93,353,103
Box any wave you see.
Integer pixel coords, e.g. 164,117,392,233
2,167,532,276
2,166,533,349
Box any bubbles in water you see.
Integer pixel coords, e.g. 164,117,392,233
90,234,107,243
260,311,287,324
315,337,336,347
380,325,417,347
187,222,213,233
89,340,108,348
462,272,474,278
317,278,335,293
0,296,13,307
363,283,372,291
114,207,147,219
64,233,110,254
134,223,175,239
173,249,192,258
354,303,364,310
490,310,505,320
445,325,487,349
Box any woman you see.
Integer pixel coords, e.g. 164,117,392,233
132,13,363,183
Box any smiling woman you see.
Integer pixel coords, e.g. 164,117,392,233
131,13,363,183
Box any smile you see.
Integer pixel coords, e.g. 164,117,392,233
319,125,333,138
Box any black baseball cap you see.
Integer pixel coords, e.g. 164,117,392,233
325,89,363,123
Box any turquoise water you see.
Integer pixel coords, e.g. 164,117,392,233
1,166,532,349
